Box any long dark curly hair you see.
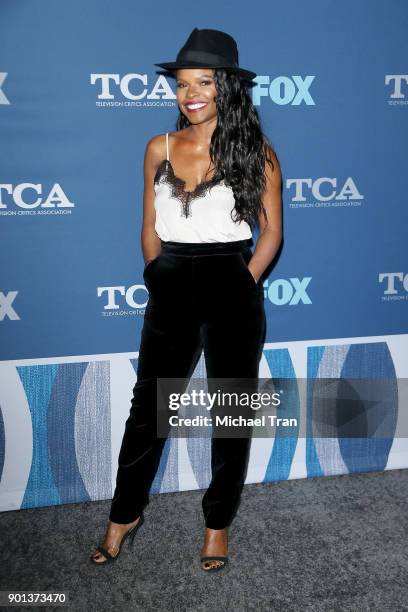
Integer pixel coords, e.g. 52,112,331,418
175,68,276,230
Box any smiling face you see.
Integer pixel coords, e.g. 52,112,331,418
175,68,218,124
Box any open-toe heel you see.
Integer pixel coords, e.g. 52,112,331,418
90,512,145,565
200,555,229,571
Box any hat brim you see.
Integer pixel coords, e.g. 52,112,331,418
154,61,256,81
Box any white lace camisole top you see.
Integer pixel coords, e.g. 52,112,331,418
153,132,253,243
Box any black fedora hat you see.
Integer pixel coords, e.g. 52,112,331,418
154,28,257,81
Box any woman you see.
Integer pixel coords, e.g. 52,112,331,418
91,27,282,572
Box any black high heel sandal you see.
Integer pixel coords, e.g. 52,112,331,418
90,512,145,565
200,555,229,571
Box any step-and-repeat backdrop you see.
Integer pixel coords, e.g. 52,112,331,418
1,1,407,512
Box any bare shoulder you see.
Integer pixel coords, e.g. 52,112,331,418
145,128,193,171
144,133,168,164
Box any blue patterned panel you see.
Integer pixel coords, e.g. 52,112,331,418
263,348,300,482
306,343,397,477
339,343,397,472
18,365,60,508
47,363,90,505
74,361,111,500
17,361,111,509
307,346,332,477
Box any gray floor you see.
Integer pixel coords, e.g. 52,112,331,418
1,469,408,612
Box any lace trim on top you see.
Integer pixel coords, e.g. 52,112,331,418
154,159,226,219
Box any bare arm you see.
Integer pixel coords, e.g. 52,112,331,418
141,134,165,265
247,146,283,282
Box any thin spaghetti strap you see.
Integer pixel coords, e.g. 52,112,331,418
166,132,169,161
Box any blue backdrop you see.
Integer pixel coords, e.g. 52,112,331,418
1,0,407,359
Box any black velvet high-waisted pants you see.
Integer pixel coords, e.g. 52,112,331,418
109,237,266,529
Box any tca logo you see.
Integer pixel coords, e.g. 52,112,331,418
0,184,74,209
379,273,408,295
98,285,148,309
252,76,315,106
264,278,312,305
90,74,175,101
287,177,363,202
